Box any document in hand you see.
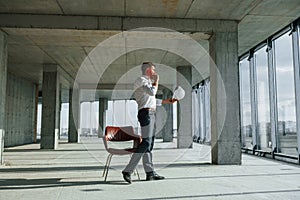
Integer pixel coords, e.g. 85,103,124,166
173,86,185,100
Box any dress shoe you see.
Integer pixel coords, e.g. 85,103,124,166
122,171,132,184
146,173,165,181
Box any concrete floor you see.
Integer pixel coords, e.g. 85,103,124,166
0,137,300,200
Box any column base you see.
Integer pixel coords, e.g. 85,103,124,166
211,141,241,165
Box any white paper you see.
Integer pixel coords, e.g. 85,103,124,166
173,86,185,100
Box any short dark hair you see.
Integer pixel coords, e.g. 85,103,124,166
141,62,155,74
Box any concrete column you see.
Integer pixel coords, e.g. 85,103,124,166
99,98,108,136
162,89,173,142
57,87,62,140
209,30,241,164
33,85,39,143
176,66,193,148
155,93,164,139
41,64,60,149
0,31,7,165
68,88,80,143
155,90,173,141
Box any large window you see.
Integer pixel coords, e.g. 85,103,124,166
274,32,298,156
192,79,211,144
106,100,139,129
254,47,271,151
80,101,99,136
60,103,69,138
239,20,300,161
239,58,252,148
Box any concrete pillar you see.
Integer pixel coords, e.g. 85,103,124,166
176,66,193,148
41,64,60,149
155,93,164,139
68,88,80,143
0,31,7,165
57,87,62,140
162,89,173,142
99,98,108,136
155,90,173,141
209,30,241,165
33,85,39,143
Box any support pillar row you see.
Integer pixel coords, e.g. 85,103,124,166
68,88,80,143
176,66,193,148
41,64,60,149
162,89,173,142
209,29,241,164
99,98,108,136
0,31,7,165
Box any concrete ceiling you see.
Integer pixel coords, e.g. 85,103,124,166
0,0,300,100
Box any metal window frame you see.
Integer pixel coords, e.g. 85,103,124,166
205,79,211,143
239,17,300,164
267,39,279,155
239,59,253,149
249,51,259,151
202,83,207,143
239,61,245,147
254,45,273,152
197,86,202,142
292,24,300,163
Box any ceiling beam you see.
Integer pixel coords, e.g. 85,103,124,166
0,14,237,33
79,83,174,90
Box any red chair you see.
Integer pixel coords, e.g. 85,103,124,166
102,126,142,181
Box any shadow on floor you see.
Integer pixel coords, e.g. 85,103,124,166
0,178,128,190
0,165,104,173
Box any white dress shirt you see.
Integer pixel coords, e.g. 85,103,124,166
134,75,162,110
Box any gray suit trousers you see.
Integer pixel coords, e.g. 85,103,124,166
123,110,156,174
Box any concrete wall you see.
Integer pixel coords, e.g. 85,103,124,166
4,73,36,147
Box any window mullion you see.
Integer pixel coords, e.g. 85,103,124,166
267,40,279,155
249,52,259,151
292,25,300,163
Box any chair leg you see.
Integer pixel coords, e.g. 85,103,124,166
104,154,113,182
102,154,111,177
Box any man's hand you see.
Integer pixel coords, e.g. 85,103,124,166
152,74,159,82
162,98,178,104
152,74,159,86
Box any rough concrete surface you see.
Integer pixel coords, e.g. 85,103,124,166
0,137,300,200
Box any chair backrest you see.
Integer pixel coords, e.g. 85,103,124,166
103,126,141,151
104,126,137,141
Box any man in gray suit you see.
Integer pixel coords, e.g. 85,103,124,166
122,62,177,184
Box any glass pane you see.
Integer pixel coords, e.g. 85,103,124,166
92,101,99,135
239,58,253,148
80,101,98,136
105,100,113,127
113,100,126,126
254,47,271,151
60,103,69,138
80,102,91,136
204,80,211,143
36,104,42,140
126,100,139,133
274,32,297,156
199,86,205,143
299,25,300,48
191,80,211,144
192,89,200,142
